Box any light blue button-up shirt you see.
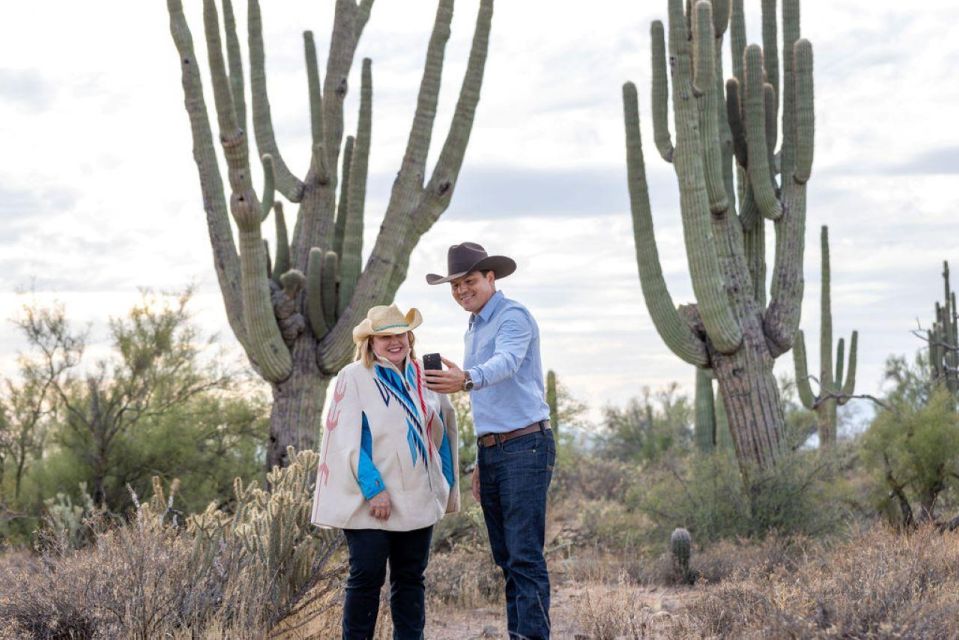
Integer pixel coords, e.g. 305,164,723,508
464,291,550,436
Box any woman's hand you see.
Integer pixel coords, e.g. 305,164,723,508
368,491,392,520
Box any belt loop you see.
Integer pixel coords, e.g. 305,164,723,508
538,420,546,433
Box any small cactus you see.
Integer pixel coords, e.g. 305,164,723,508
670,526,694,584
546,369,559,436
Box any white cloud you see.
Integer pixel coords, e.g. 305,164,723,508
0,0,956,426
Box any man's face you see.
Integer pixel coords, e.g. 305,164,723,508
450,271,496,314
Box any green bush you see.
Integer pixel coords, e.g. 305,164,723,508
633,449,853,544
861,386,959,525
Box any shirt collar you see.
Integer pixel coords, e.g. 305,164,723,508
472,290,504,327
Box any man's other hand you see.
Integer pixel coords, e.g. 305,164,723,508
424,357,467,394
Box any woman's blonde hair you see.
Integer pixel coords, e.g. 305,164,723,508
354,331,417,368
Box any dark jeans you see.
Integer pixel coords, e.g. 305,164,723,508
478,429,555,640
342,526,433,640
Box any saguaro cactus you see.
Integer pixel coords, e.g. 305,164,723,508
670,526,694,584
168,0,494,469
929,261,959,396
623,0,814,473
793,226,858,446
546,369,559,436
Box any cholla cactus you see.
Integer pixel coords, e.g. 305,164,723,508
42,483,102,551
670,527,693,584
187,447,337,628
167,0,494,469
793,226,858,446
623,0,815,472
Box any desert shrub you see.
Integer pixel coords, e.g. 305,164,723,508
573,571,675,640
425,545,502,607
679,525,959,638
0,448,342,638
551,451,639,503
431,500,487,552
862,386,959,526
634,449,852,544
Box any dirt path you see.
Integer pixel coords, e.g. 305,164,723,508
424,582,689,639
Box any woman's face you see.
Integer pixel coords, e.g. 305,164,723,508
371,332,411,367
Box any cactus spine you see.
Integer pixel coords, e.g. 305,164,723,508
168,0,494,469
793,226,858,446
623,0,815,473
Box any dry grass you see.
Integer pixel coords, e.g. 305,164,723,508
677,525,959,638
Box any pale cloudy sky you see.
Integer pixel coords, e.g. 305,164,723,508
0,1,957,425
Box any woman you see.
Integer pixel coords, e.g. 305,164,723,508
311,303,459,640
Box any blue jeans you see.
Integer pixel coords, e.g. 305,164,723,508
342,526,433,640
478,429,555,640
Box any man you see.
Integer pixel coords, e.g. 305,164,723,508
424,242,554,640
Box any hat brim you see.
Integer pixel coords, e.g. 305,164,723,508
353,308,423,344
426,256,516,285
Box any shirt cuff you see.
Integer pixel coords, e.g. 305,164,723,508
467,367,484,390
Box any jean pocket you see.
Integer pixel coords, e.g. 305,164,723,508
502,432,543,457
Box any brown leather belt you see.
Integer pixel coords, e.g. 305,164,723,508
477,420,550,448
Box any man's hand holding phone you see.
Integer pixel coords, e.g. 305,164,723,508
423,353,468,394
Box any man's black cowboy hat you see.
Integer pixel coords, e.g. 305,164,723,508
425,242,516,285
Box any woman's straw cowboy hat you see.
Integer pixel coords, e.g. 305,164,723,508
352,304,423,345
425,242,516,285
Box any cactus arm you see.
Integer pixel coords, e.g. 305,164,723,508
743,214,766,306
729,0,746,82
834,337,845,391
792,330,817,409
764,2,809,355
305,248,329,338
692,2,728,215
726,79,748,168
694,367,716,452
166,0,246,347
304,31,324,151
260,155,275,221
712,0,730,37
221,0,246,131
317,0,494,371
819,226,833,388
321,251,340,328
333,136,354,260
780,0,801,176
651,20,674,163
668,0,742,354
248,0,305,203
764,83,778,180
338,59,371,314
383,0,495,297
760,0,780,104
203,0,242,145
839,330,858,402
793,39,814,184
272,202,290,284
416,0,494,226
743,46,782,221
205,1,292,381
623,82,709,367
394,0,455,191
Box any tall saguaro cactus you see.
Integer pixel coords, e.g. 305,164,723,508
168,0,494,469
793,226,858,446
929,261,959,396
623,0,814,473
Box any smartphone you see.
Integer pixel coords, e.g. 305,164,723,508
423,353,443,371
